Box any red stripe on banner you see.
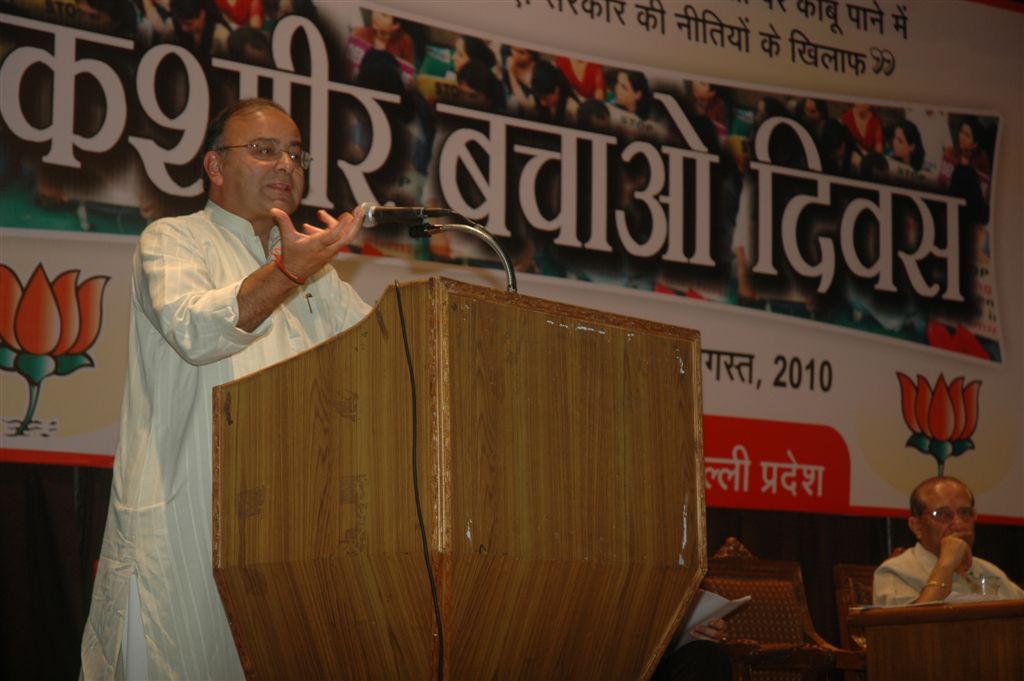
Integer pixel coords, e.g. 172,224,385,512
966,513,1024,526
704,414,851,514
0,448,114,468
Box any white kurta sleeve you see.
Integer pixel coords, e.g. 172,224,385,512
136,219,270,365
872,564,921,606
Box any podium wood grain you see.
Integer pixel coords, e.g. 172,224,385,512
849,599,1024,680
212,278,706,680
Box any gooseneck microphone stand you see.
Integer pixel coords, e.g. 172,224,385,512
406,216,518,293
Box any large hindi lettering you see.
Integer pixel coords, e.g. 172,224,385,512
0,5,1001,360
750,116,967,303
1,14,132,169
0,12,401,210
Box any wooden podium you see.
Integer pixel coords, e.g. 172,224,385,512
848,599,1024,680
211,277,706,680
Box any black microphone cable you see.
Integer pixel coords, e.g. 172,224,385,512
393,281,444,680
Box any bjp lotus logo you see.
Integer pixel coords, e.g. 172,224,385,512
1,264,109,436
897,373,981,475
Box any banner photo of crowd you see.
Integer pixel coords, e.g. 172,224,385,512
0,1,1003,361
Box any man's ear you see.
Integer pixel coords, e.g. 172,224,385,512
908,515,922,541
203,150,224,187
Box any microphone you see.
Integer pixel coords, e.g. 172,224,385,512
356,202,518,292
358,202,451,228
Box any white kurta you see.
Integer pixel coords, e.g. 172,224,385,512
80,202,371,679
873,542,1024,605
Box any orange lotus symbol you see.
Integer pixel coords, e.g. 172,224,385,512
1,264,109,436
897,373,981,476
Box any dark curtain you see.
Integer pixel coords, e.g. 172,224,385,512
2,461,1023,679
0,463,111,681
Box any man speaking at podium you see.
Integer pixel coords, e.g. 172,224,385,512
873,476,1024,605
80,98,370,679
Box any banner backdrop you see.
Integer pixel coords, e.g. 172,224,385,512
1,0,1022,522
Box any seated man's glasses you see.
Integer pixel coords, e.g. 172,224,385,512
922,507,976,523
216,140,313,170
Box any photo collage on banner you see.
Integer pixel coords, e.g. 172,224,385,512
0,2,1002,358
0,0,1017,519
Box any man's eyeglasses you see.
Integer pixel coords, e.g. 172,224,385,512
921,507,976,523
216,140,312,170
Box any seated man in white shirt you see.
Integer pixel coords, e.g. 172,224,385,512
873,476,1024,605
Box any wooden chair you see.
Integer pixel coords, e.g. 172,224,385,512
700,538,863,681
831,563,875,681
832,563,876,651
831,548,908,680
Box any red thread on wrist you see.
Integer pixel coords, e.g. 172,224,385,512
272,251,305,285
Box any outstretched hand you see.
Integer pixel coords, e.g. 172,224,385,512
271,205,364,282
234,204,365,332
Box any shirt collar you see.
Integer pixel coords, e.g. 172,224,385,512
205,200,281,256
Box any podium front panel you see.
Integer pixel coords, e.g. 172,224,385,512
213,278,706,680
